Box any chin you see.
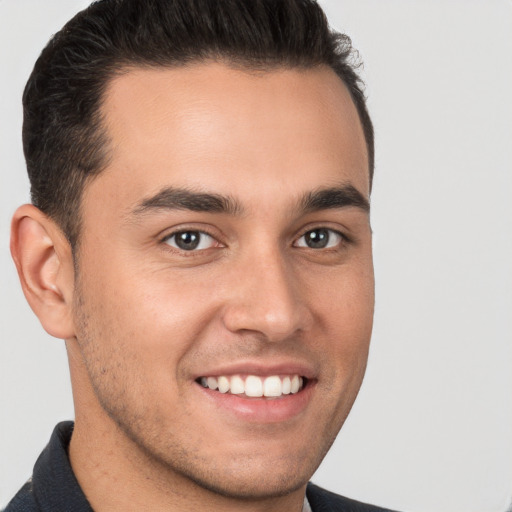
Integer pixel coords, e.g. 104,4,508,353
177,463,311,500
151,435,331,501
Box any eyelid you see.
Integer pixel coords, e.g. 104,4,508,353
159,222,220,241
160,225,224,253
293,227,349,249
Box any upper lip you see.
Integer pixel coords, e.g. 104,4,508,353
192,360,317,380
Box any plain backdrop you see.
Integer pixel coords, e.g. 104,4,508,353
1,1,511,511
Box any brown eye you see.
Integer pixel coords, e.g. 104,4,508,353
295,229,343,249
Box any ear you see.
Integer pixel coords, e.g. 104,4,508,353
10,204,76,340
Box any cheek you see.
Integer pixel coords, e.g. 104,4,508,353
76,262,220,392
311,261,374,333
73,281,184,427
310,262,374,381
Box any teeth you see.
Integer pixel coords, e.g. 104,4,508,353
263,376,282,397
282,376,291,395
230,375,245,394
218,376,230,393
290,375,300,394
207,377,218,390
198,374,305,397
245,376,263,397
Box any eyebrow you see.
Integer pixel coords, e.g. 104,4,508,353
131,183,369,218
132,187,243,216
300,184,370,213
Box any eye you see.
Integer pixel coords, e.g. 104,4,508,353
295,228,343,249
163,230,217,251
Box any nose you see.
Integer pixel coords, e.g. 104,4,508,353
221,248,313,342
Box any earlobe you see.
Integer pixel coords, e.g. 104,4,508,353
10,204,76,340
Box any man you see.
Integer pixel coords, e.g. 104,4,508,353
5,0,396,510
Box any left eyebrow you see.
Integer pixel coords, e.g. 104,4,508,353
299,184,370,214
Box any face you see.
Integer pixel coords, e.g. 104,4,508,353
70,63,374,499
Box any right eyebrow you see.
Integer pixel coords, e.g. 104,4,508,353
131,187,244,217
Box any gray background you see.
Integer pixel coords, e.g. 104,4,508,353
1,1,511,511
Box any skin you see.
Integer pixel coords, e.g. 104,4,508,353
11,62,374,512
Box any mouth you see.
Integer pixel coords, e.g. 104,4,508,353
196,374,307,398
194,367,315,423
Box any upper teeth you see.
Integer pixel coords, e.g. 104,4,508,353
199,375,304,397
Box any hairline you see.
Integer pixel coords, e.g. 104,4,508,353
70,57,372,259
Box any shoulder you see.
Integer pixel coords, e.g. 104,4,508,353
3,422,91,512
3,480,39,512
306,482,401,512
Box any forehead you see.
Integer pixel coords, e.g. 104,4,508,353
94,62,369,209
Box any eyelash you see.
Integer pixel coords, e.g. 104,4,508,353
161,226,350,254
162,229,220,253
294,227,348,250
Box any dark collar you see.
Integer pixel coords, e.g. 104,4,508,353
33,422,93,511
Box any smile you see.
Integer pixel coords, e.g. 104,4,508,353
198,374,305,398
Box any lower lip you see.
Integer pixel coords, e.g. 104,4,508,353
196,381,315,423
